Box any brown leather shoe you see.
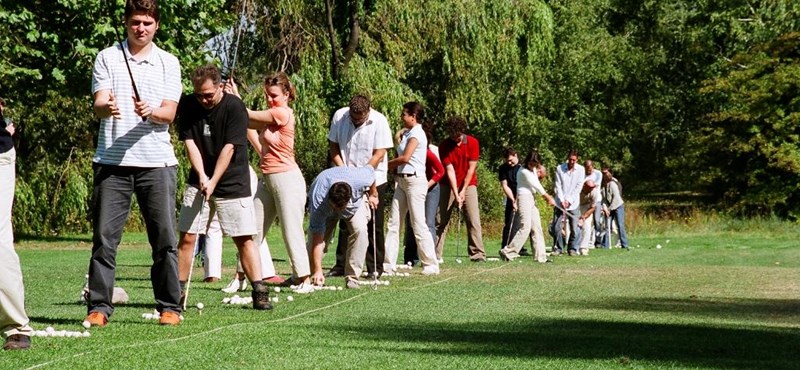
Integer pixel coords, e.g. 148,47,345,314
203,277,220,283
3,334,31,350
84,312,108,328
159,311,181,326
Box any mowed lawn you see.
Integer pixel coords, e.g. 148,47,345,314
6,225,799,370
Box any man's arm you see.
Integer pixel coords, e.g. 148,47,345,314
459,160,478,197
329,141,345,167
184,139,208,187
93,90,121,119
309,232,326,286
367,148,387,169
136,99,178,124
445,164,461,205
501,179,515,203
203,143,236,197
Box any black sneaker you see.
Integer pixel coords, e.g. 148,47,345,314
3,334,31,350
252,285,273,310
519,249,532,256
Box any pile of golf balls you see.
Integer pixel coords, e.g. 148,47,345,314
486,257,500,262
356,280,390,286
140,310,184,321
397,263,413,270
222,295,253,305
32,327,91,338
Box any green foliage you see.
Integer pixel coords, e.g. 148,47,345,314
696,32,800,218
4,0,800,235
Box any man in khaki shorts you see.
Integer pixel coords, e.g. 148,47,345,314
175,64,271,310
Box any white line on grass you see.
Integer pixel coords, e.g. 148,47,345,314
25,293,368,370
403,263,509,291
27,265,507,369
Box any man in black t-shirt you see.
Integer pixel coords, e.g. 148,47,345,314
175,65,270,310
497,148,529,255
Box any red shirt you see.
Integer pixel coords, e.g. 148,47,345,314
426,148,444,184
438,134,480,188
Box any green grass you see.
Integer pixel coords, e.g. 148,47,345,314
6,224,800,369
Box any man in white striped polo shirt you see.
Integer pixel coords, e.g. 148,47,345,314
85,0,183,327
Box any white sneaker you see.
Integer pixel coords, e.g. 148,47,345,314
292,282,314,294
580,248,589,256
221,278,246,293
421,266,440,276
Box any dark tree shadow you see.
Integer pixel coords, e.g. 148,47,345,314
312,317,800,369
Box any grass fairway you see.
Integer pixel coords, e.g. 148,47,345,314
6,227,800,369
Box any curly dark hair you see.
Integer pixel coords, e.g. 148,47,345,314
444,116,467,137
329,182,352,209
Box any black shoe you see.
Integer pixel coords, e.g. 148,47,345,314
3,334,31,350
568,250,578,257
470,258,487,263
519,249,532,256
252,285,273,310
325,269,344,277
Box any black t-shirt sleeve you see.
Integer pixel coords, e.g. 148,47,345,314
223,96,248,146
498,163,508,182
177,94,195,142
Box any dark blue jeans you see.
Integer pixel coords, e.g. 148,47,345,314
552,206,581,253
88,164,182,317
403,183,440,265
608,204,629,248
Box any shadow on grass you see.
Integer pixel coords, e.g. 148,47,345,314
15,233,91,243
316,318,799,369
568,297,800,322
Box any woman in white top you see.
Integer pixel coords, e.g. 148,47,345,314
384,102,440,275
500,150,555,263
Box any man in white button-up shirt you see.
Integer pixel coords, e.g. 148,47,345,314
553,149,585,256
326,95,393,278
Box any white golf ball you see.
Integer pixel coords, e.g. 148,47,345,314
222,297,231,304
232,295,240,300
82,320,91,329
274,287,281,293
456,260,462,264
179,315,184,321
196,302,204,310
46,326,55,333
656,244,662,249
337,286,343,291
286,295,294,302
83,331,91,337
144,313,154,320
666,239,671,243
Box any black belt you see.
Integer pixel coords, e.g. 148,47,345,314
396,173,416,177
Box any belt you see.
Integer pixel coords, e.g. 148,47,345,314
396,173,416,178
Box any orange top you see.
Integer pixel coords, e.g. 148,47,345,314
259,106,299,174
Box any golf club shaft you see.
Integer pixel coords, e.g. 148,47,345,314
111,21,141,102
183,193,206,311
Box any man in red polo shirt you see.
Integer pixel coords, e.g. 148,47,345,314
435,117,486,262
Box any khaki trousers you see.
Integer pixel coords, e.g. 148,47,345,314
435,184,485,260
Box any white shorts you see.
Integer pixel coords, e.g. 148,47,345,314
178,186,257,237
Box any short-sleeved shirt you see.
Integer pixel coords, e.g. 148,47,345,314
498,163,521,196
307,166,375,234
588,168,603,203
396,124,427,176
260,106,299,174
438,134,480,188
580,186,602,208
327,107,393,185
177,93,250,199
91,41,182,167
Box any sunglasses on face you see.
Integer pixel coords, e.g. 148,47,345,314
194,91,216,100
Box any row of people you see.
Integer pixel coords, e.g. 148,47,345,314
498,149,630,262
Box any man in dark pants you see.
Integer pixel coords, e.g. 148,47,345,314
85,0,183,327
325,95,392,277
497,147,529,256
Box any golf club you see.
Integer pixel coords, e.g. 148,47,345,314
371,204,378,291
226,0,247,82
111,15,141,103
183,192,206,311
455,205,462,264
